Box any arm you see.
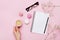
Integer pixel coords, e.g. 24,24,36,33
13,27,21,40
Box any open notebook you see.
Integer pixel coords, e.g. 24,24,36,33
31,11,49,34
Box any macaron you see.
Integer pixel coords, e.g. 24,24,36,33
16,20,22,28
19,12,23,17
24,19,29,25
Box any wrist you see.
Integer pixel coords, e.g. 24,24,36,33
16,38,20,40
16,37,20,40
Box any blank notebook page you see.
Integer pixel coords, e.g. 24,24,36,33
31,11,49,34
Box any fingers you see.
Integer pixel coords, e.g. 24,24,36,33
13,27,16,34
13,26,20,33
15,26,20,32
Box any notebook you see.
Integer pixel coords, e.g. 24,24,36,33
31,11,49,34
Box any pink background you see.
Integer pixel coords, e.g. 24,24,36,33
0,0,60,40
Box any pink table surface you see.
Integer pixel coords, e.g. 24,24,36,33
0,0,60,40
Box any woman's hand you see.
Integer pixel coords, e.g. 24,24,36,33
13,26,21,40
